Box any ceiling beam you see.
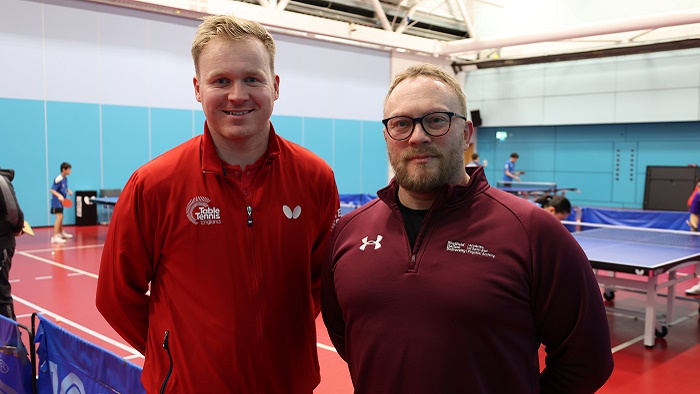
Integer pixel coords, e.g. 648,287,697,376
452,38,700,71
440,8,700,55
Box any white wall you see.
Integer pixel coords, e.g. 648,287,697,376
465,48,700,126
2,0,391,122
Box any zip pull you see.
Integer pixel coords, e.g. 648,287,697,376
160,330,173,394
163,330,170,350
247,206,253,226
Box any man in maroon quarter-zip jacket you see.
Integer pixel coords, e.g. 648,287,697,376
322,64,613,394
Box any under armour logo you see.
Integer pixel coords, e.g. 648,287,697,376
283,205,302,219
360,235,382,250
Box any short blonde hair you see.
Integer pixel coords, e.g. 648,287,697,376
191,14,276,76
384,64,467,115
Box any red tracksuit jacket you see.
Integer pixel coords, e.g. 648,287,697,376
97,123,340,393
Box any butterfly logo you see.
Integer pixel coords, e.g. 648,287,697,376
283,205,302,219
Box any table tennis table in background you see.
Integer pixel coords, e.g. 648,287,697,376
566,223,700,347
92,196,118,224
496,181,578,200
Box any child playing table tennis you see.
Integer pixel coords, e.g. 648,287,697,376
49,162,73,244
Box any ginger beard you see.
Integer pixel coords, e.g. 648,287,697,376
388,139,466,193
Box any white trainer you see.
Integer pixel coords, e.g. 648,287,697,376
685,283,700,295
51,235,66,244
61,232,73,239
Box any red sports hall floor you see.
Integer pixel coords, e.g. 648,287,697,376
10,225,700,393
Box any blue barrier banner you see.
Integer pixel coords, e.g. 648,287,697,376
339,193,376,207
35,314,145,394
581,206,689,230
0,314,32,394
339,193,376,214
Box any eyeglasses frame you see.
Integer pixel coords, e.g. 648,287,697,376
382,111,468,141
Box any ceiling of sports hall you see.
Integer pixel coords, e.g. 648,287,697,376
82,0,700,69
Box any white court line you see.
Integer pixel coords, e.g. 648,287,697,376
20,244,105,254
611,335,644,352
17,251,98,279
11,294,143,359
609,309,700,352
317,342,337,353
35,276,53,281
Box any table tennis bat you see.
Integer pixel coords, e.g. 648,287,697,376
22,220,35,236
62,198,73,208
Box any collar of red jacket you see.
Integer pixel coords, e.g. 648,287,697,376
200,122,280,174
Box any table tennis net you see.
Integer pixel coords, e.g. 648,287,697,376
562,221,700,248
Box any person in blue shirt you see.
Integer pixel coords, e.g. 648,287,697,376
49,162,73,244
503,152,523,182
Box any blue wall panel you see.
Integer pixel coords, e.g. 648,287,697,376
194,111,206,135
102,105,149,191
611,142,638,204
303,117,333,166
46,101,101,225
333,120,362,194
151,108,195,159
271,115,303,145
360,120,388,194
473,139,497,183
554,142,615,172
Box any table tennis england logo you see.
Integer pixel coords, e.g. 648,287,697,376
446,240,496,258
186,196,221,225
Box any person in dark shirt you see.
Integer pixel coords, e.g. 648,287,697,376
686,177,700,295
466,152,480,167
322,63,613,393
535,194,572,221
0,167,26,320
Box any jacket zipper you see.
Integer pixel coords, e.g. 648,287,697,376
159,330,173,394
245,166,266,390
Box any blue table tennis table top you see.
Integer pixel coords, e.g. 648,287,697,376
571,227,700,276
498,185,577,193
92,196,118,205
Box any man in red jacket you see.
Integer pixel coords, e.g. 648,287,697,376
96,15,340,393
322,64,613,393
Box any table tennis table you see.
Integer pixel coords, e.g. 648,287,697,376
568,224,700,347
92,197,118,224
496,181,578,199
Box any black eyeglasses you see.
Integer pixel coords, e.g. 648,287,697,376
382,111,467,141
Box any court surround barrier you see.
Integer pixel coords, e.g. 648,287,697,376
339,193,375,215
0,314,33,393
35,314,145,394
0,313,145,394
581,206,689,230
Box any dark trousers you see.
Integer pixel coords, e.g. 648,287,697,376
0,248,16,320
